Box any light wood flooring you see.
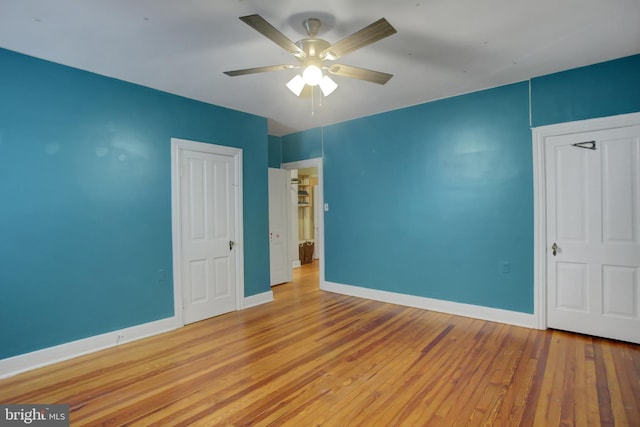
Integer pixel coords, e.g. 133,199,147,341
1,261,639,426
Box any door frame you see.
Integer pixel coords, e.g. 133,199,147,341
531,112,640,330
281,158,325,285
171,137,244,326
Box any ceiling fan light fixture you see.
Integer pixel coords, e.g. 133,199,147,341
319,75,338,96
302,65,323,86
225,14,397,101
286,75,305,96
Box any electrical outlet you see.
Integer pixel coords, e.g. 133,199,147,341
500,261,510,274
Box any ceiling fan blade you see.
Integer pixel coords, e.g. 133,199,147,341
239,15,305,58
320,18,397,60
326,64,393,85
223,64,298,76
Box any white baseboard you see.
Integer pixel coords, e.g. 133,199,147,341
321,281,535,329
2,291,276,379
2,284,529,379
0,317,181,379
243,290,274,309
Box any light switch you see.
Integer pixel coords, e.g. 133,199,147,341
324,203,329,211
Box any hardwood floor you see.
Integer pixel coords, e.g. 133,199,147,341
1,261,639,426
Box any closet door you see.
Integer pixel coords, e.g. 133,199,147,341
545,125,640,343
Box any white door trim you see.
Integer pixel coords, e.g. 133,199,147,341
281,158,325,285
531,112,640,330
171,138,244,326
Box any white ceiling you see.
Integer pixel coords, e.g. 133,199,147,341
1,0,639,136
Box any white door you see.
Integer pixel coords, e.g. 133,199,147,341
268,168,291,285
546,125,640,343
313,185,321,259
179,147,237,324
290,171,301,268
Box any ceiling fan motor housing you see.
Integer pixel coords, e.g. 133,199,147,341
295,38,331,61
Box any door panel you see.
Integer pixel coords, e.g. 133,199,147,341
214,256,231,297
181,148,236,324
602,138,639,244
555,262,588,311
602,266,638,318
188,259,207,302
546,125,640,343
188,158,207,240
555,146,589,243
213,162,230,238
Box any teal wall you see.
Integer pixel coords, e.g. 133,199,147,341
531,54,640,127
324,82,533,312
268,135,282,167
284,54,640,314
282,128,322,163
0,48,270,359
2,46,637,360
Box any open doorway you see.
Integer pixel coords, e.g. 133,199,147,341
282,158,324,287
293,167,319,263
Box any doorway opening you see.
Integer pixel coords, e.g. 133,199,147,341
292,166,320,266
282,158,324,289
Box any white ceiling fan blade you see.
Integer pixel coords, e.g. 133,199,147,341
326,64,393,85
320,18,397,60
239,15,306,59
223,64,298,76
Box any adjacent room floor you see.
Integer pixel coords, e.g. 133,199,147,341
1,261,638,425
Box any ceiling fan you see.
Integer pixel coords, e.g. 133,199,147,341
224,14,397,97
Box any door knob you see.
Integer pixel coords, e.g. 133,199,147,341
551,242,558,256
229,240,236,251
